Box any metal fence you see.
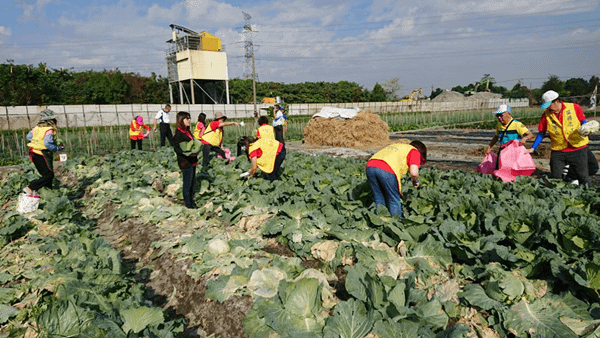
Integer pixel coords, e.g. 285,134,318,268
1,98,529,131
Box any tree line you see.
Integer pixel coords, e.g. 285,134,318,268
0,63,597,106
432,74,599,105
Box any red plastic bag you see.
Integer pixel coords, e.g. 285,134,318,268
478,141,536,182
477,152,497,175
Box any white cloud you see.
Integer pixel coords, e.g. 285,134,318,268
184,0,238,25
20,0,56,23
0,26,12,36
3,0,598,90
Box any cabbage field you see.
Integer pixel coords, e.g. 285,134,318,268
2,145,600,338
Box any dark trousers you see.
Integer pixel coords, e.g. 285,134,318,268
29,151,54,191
274,125,285,144
159,123,173,147
202,144,227,167
181,166,196,208
130,139,142,150
565,147,599,181
267,146,286,182
550,147,591,186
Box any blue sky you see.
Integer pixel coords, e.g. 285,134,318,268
1,0,599,97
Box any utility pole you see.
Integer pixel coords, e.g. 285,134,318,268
242,12,259,120
252,54,257,119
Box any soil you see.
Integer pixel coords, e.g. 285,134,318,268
3,127,599,338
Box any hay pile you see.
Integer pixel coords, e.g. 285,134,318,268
303,109,390,149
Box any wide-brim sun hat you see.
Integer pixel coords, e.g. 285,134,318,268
214,112,227,120
540,90,559,109
493,104,511,115
39,109,58,121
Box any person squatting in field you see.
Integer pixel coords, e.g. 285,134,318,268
171,111,199,209
194,113,207,140
485,104,534,167
153,104,173,147
200,112,239,167
256,115,275,139
23,109,65,195
528,90,598,186
129,115,150,150
366,140,427,217
242,137,286,182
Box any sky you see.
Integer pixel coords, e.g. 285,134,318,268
1,0,599,97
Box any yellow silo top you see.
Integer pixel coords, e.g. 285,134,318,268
200,31,221,51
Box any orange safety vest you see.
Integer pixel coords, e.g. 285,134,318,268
369,143,415,192
27,126,56,155
129,120,148,140
249,138,281,173
257,124,275,139
201,122,223,146
544,102,588,151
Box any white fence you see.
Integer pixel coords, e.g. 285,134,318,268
0,98,529,130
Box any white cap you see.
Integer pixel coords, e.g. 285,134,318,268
493,104,511,115
541,90,559,109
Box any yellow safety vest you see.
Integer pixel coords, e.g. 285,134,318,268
249,138,281,173
28,126,56,155
545,102,588,151
257,124,275,139
129,120,145,139
193,122,205,140
369,143,415,192
201,123,223,146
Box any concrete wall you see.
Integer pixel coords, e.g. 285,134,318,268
0,98,529,130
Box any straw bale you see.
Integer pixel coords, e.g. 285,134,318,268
303,109,390,149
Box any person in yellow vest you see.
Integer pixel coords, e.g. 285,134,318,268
242,137,286,182
366,140,427,217
23,109,64,195
529,90,598,186
194,113,207,140
200,112,239,167
129,115,150,150
256,116,275,139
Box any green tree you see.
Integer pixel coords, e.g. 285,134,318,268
564,78,589,97
370,83,387,102
506,83,527,99
108,71,129,104
381,78,403,100
430,88,443,99
451,85,465,94
589,76,599,92
541,75,566,96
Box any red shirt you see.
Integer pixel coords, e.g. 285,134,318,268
537,102,586,152
366,149,421,174
249,142,284,159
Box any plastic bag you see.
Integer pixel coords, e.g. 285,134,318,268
477,152,497,175
477,141,536,182
17,193,40,214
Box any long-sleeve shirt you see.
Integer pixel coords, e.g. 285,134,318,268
27,129,61,151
